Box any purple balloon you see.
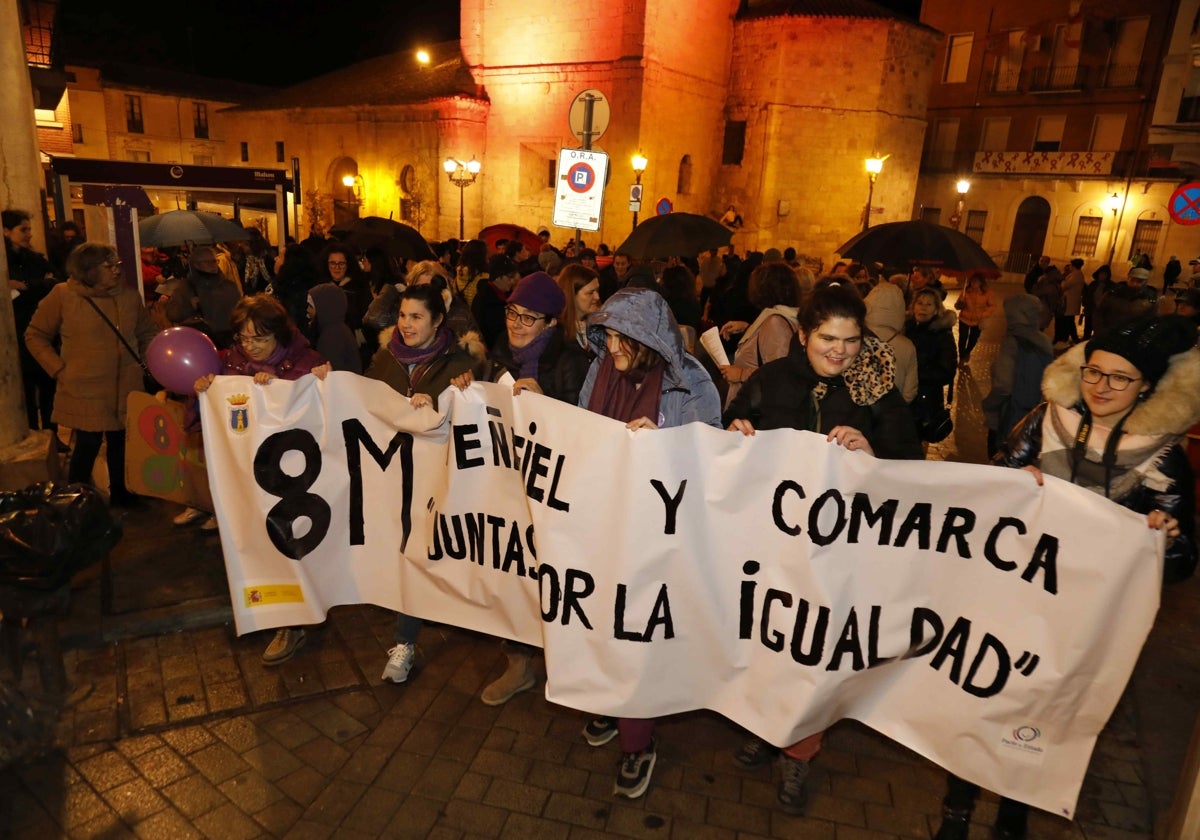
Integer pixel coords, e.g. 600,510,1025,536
146,327,221,394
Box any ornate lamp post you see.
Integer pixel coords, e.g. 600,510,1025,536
950,178,970,229
863,155,887,232
631,153,648,233
443,157,481,240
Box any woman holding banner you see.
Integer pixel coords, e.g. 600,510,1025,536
576,287,722,800
369,283,486,686
723,281,923,814
933,314,1199,840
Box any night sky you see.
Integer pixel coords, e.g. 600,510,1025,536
58,0,921,88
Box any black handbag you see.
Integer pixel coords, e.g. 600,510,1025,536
915,392,953,443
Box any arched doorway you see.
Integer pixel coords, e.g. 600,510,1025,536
1005,196,1051,273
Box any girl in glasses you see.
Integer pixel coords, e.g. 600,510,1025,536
934,314,1200,840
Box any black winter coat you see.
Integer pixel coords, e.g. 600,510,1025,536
485,329,591,406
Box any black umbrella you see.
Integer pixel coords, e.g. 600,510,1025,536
836,221,999,273
342,217,435,261
138,211,250,248
616,212,732,260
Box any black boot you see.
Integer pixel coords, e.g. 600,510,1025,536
933,806,972,840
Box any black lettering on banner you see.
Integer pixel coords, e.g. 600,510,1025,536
894,503,932,550
848,494,898,544
984,517,1024,572
526,442,553,502
489,419,510,467
614,583,674,641
253,429,331,560
790,600,830,665
963,632,1011,698
342,419,413,551
936,507,976,556
772,480,804,536
539,562,560,621
650,479,687,535
738,560,761,639
760,588,793,651
1023,534,1059,594
453,423,485,469
808,489,847,547
826,606,865,671
930,616,972,684
907,607,943,658
562,569,595,628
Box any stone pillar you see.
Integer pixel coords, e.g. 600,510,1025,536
0,0,50,470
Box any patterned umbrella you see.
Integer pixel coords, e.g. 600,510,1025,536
138,211,251,247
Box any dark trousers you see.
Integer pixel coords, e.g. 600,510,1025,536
19,350,56,431
944,773,1028,834
69,430,129,495
957,324,981,361
1054,315,1078,344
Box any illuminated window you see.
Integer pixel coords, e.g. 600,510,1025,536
1128,220,1161,261
1072,216,1101,257
192,103,208,139
125,95,143,133
722,121,746,166
921,207,942,225
240,142,249,162
677,155,692,195
943,34,973,84
276,141,285,163
964,210,987,244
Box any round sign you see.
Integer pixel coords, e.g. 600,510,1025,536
1168,182,1200,226
568,89,611,144
566,162,596,194
656,198,673,216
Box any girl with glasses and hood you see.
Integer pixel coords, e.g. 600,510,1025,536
934,314,1200,840
575,287,722,801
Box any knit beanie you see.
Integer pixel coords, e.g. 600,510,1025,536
508,271,566,317
1086,315,1197,388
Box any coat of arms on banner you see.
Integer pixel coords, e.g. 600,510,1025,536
227,393,250,434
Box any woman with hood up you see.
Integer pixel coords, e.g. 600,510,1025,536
864,282,918,403
307,282,363,374
575,287,722,801
933,314,1199,840
980,294,1052,458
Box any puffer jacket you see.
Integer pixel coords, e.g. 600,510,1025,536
486,328,591,407
726,334,923,460
25,278,158,431
367,330,487,410
1001,343,1200,583
580,288,721,428
865,283,918,403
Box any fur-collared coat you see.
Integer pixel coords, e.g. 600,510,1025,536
366,329,487,410
1001,343,1200,583
25,279,158,431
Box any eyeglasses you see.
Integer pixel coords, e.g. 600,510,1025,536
1080,366,1141,391
237,333,275,347
505,306,543,327
102,260,122,270
328,260,347,268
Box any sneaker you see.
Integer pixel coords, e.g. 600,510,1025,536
262,628,306,665
200,516,219,531
480,650,535,705
173,507,206,526
613,738,656,799
583,716,618,747
776,755,811,815
381,642,415,684
734,737,779,769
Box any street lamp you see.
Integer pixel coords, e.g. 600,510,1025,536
950,179,970,229
1106,192,1123,263
863,155,887,232
416,49,430,66
631,152,648,233
341,174,363,204
443,156,481,240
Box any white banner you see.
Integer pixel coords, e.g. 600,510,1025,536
200,373,1163,817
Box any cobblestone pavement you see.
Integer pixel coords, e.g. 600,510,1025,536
2,280,1197,839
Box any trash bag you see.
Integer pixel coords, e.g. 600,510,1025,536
0,482,122,591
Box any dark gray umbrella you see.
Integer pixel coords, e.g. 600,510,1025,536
616,212,732,260
138,210,251,248
836,221,999,273
342,217,435,261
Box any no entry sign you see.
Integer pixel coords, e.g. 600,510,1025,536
1169,182,1200,226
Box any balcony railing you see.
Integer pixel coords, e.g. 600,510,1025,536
983,62,1147,95
1029,64,1085,91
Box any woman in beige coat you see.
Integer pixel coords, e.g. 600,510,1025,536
25,242,158,506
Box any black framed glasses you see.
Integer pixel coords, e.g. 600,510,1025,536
1079,366,1140,391
237,333,275,347
505,307,542,327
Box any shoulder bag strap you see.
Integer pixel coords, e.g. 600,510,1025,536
82,295,151,375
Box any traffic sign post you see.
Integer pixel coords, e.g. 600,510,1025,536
1169,182,1200,226
552,148,608,232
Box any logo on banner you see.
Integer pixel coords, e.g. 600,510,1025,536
227,393,250,434
999,724,1046,758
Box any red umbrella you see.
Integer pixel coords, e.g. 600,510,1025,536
478,224,542,256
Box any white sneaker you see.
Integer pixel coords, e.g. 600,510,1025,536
200,516,218,531
381,642,415,683
173,507,206,526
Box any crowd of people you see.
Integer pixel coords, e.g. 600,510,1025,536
8,208,1200,833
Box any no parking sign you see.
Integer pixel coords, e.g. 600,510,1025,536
552,148,608,232
1169,182,1200,226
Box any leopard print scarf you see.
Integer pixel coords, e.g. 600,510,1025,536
810,336,897,406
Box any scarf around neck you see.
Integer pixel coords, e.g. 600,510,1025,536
241,341,289,375
388,325,453,368
510,327,556,379
586,354,666,424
